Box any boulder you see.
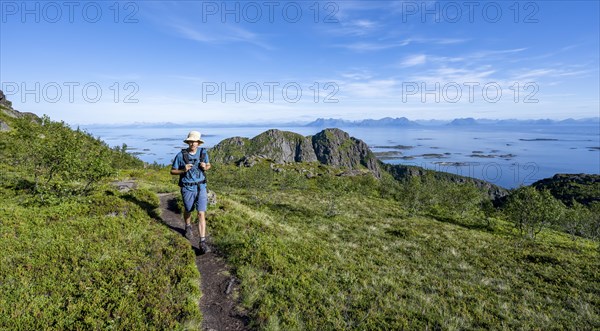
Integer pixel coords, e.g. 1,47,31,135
0,120,10,132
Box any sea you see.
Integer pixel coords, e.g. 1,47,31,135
81,124,600,189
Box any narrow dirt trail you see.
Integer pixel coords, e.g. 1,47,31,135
157,193,250,331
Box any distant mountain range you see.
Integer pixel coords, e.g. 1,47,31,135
447,117,599,126
306,117,420,127
307,117,599,127
79,117,599,129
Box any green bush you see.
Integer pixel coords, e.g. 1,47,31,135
559,201,600,241
503,186,565,240
396,174,486,223
0,116,142,202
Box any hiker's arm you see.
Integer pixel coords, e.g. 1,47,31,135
171,153,185,175
200,150,211,171
171,153,192,175
171,164,193,175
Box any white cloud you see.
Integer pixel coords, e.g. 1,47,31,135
334,39,412,52
329,19,382,36
512,67,594,81
353,19,377,29
400,54,427,67
170,23,273,50
470,48,528,59
339,70,374,81
333,37,467,53
410,66,496,83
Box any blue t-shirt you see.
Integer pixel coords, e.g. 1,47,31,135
172,148,209,188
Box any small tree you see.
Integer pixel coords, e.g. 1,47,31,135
561,201,600,241
503,186,564,240
3,116,117,200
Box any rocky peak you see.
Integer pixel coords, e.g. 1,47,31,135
311,128,381,177
1,90,17,131
0,90,12,109
250,129,317,163
210,128,381,177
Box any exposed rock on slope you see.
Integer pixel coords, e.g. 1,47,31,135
312,128,380,177
0,90,12,109
211,128,381,177
0,90,41,131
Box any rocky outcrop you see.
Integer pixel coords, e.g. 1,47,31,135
249,129,317,163
1,90,15,131
531,174,600,206
211,128,381,177
211,130,316,165
311,128,381,177
211,136,251,164
0,90,12,109
0,90,40,131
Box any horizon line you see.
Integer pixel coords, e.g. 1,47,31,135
74,116,600,127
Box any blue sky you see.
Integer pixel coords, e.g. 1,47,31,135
1,0,599,124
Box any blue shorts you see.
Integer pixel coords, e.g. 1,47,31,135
181,184,207,213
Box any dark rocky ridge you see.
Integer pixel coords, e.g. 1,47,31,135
211,128,382,178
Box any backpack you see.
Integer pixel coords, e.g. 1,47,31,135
178,148,207,187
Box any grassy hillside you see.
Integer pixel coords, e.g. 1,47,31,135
203,162,599,330
1,111,598,330
0,115,202,329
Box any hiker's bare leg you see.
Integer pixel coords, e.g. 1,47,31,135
184,210,193,226
198,211,206,238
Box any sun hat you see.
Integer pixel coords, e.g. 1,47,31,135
184,131,204,143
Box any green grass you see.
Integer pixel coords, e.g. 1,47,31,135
204,163,600,330
1,114,202,330
0,186,201,330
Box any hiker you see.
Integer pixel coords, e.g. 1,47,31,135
171,131,212,253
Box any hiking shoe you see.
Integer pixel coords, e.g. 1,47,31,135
184,224,193,240
200,241,211,254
